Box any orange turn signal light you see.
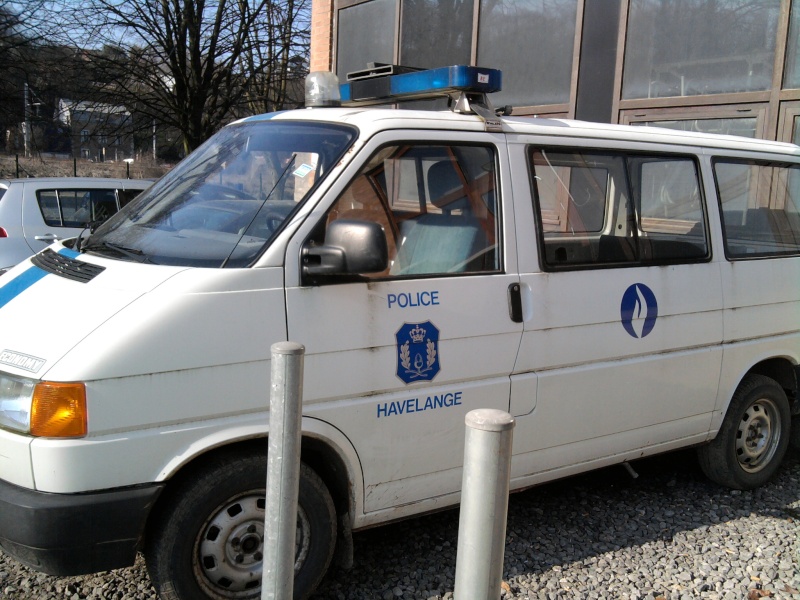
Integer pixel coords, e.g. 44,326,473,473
30,382,87,438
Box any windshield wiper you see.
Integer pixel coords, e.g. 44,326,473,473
82,241,153,264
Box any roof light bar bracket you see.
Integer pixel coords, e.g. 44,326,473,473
450,92,503,133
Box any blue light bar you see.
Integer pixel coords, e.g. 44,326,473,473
340,65,502,105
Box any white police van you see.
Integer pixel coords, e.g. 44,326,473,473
0,65,798,600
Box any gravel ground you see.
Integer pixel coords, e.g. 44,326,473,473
2,448,799,600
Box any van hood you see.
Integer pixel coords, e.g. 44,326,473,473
0,247,187,379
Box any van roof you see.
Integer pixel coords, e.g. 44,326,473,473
245,107,800,157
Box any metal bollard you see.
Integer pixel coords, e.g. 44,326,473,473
262,342,305,600
454,409,516,600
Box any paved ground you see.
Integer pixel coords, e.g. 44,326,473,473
2,448,799,599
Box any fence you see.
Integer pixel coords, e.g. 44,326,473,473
0,153,170,180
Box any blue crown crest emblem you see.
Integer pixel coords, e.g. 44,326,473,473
409,324,426,343
395,321,440,384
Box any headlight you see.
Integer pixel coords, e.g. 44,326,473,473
0,374,36,433
0,375,87,438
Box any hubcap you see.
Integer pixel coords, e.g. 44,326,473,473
735,397,781,473
194,492,311,599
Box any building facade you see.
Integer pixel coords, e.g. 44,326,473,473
56,99,135,162
311,0,800,144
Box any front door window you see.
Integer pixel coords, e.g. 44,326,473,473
323,143,500,278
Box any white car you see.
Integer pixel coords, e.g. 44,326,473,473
0,177,151,273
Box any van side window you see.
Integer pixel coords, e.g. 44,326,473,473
530,148,708,269
325,143,500,278
714,159,800,258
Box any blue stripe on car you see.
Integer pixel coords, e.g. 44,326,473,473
0,265,48,310
0,249,82,310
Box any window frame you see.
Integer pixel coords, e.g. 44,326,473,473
619,103,769,138
712,155,800,260
528,145,712,272
332,0,584,118
36,188,122,228
315,139,504,282
778,100,800,143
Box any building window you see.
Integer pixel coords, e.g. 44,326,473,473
80,130,90,144
401,0,473,68
633,116,761,138
336,0,396,78
638,118,759,138
620,103,768,139
785,1,800,89
477,0,578,108
622,0,781,100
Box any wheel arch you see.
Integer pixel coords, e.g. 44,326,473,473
714,349,800,435
745,357,799,412
143,417,363,544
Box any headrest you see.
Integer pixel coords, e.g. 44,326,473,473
427,160,466,210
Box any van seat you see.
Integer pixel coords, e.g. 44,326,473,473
391,215,483,275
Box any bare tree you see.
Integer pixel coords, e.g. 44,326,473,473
239,0,309,115
56,0,311,154
0,0,50,144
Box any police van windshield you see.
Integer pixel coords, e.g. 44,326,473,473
83,121,356,268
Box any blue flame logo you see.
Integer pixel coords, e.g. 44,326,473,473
620,283,658,338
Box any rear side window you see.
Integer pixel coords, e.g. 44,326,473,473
118,189,143,208
714,159,800,258
530,148,708,270
37,189,123,227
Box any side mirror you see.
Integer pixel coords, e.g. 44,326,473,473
303,219,388,277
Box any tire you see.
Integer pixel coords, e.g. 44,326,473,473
698,374,790,490
145,451,337,600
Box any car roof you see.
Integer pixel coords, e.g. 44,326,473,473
1,177,151,187
241,107,800,158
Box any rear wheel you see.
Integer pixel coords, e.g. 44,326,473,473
698,374,790,490
145,451,336,600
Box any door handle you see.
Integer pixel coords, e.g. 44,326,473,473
507,282,523,323
34,233,61,242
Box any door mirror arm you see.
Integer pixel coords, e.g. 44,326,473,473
303,245,347,276
302,219,388,280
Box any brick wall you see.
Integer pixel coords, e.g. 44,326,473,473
310,0,334,72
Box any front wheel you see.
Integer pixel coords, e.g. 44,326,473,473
698,374,790,490
145,451,337,600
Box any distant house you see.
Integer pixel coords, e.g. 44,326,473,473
56,99,134,162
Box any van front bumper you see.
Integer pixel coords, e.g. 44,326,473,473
0,478,164,575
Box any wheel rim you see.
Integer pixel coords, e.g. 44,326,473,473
194,491,312,599
735,397,781,473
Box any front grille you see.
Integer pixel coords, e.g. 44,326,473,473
32,249,106,283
